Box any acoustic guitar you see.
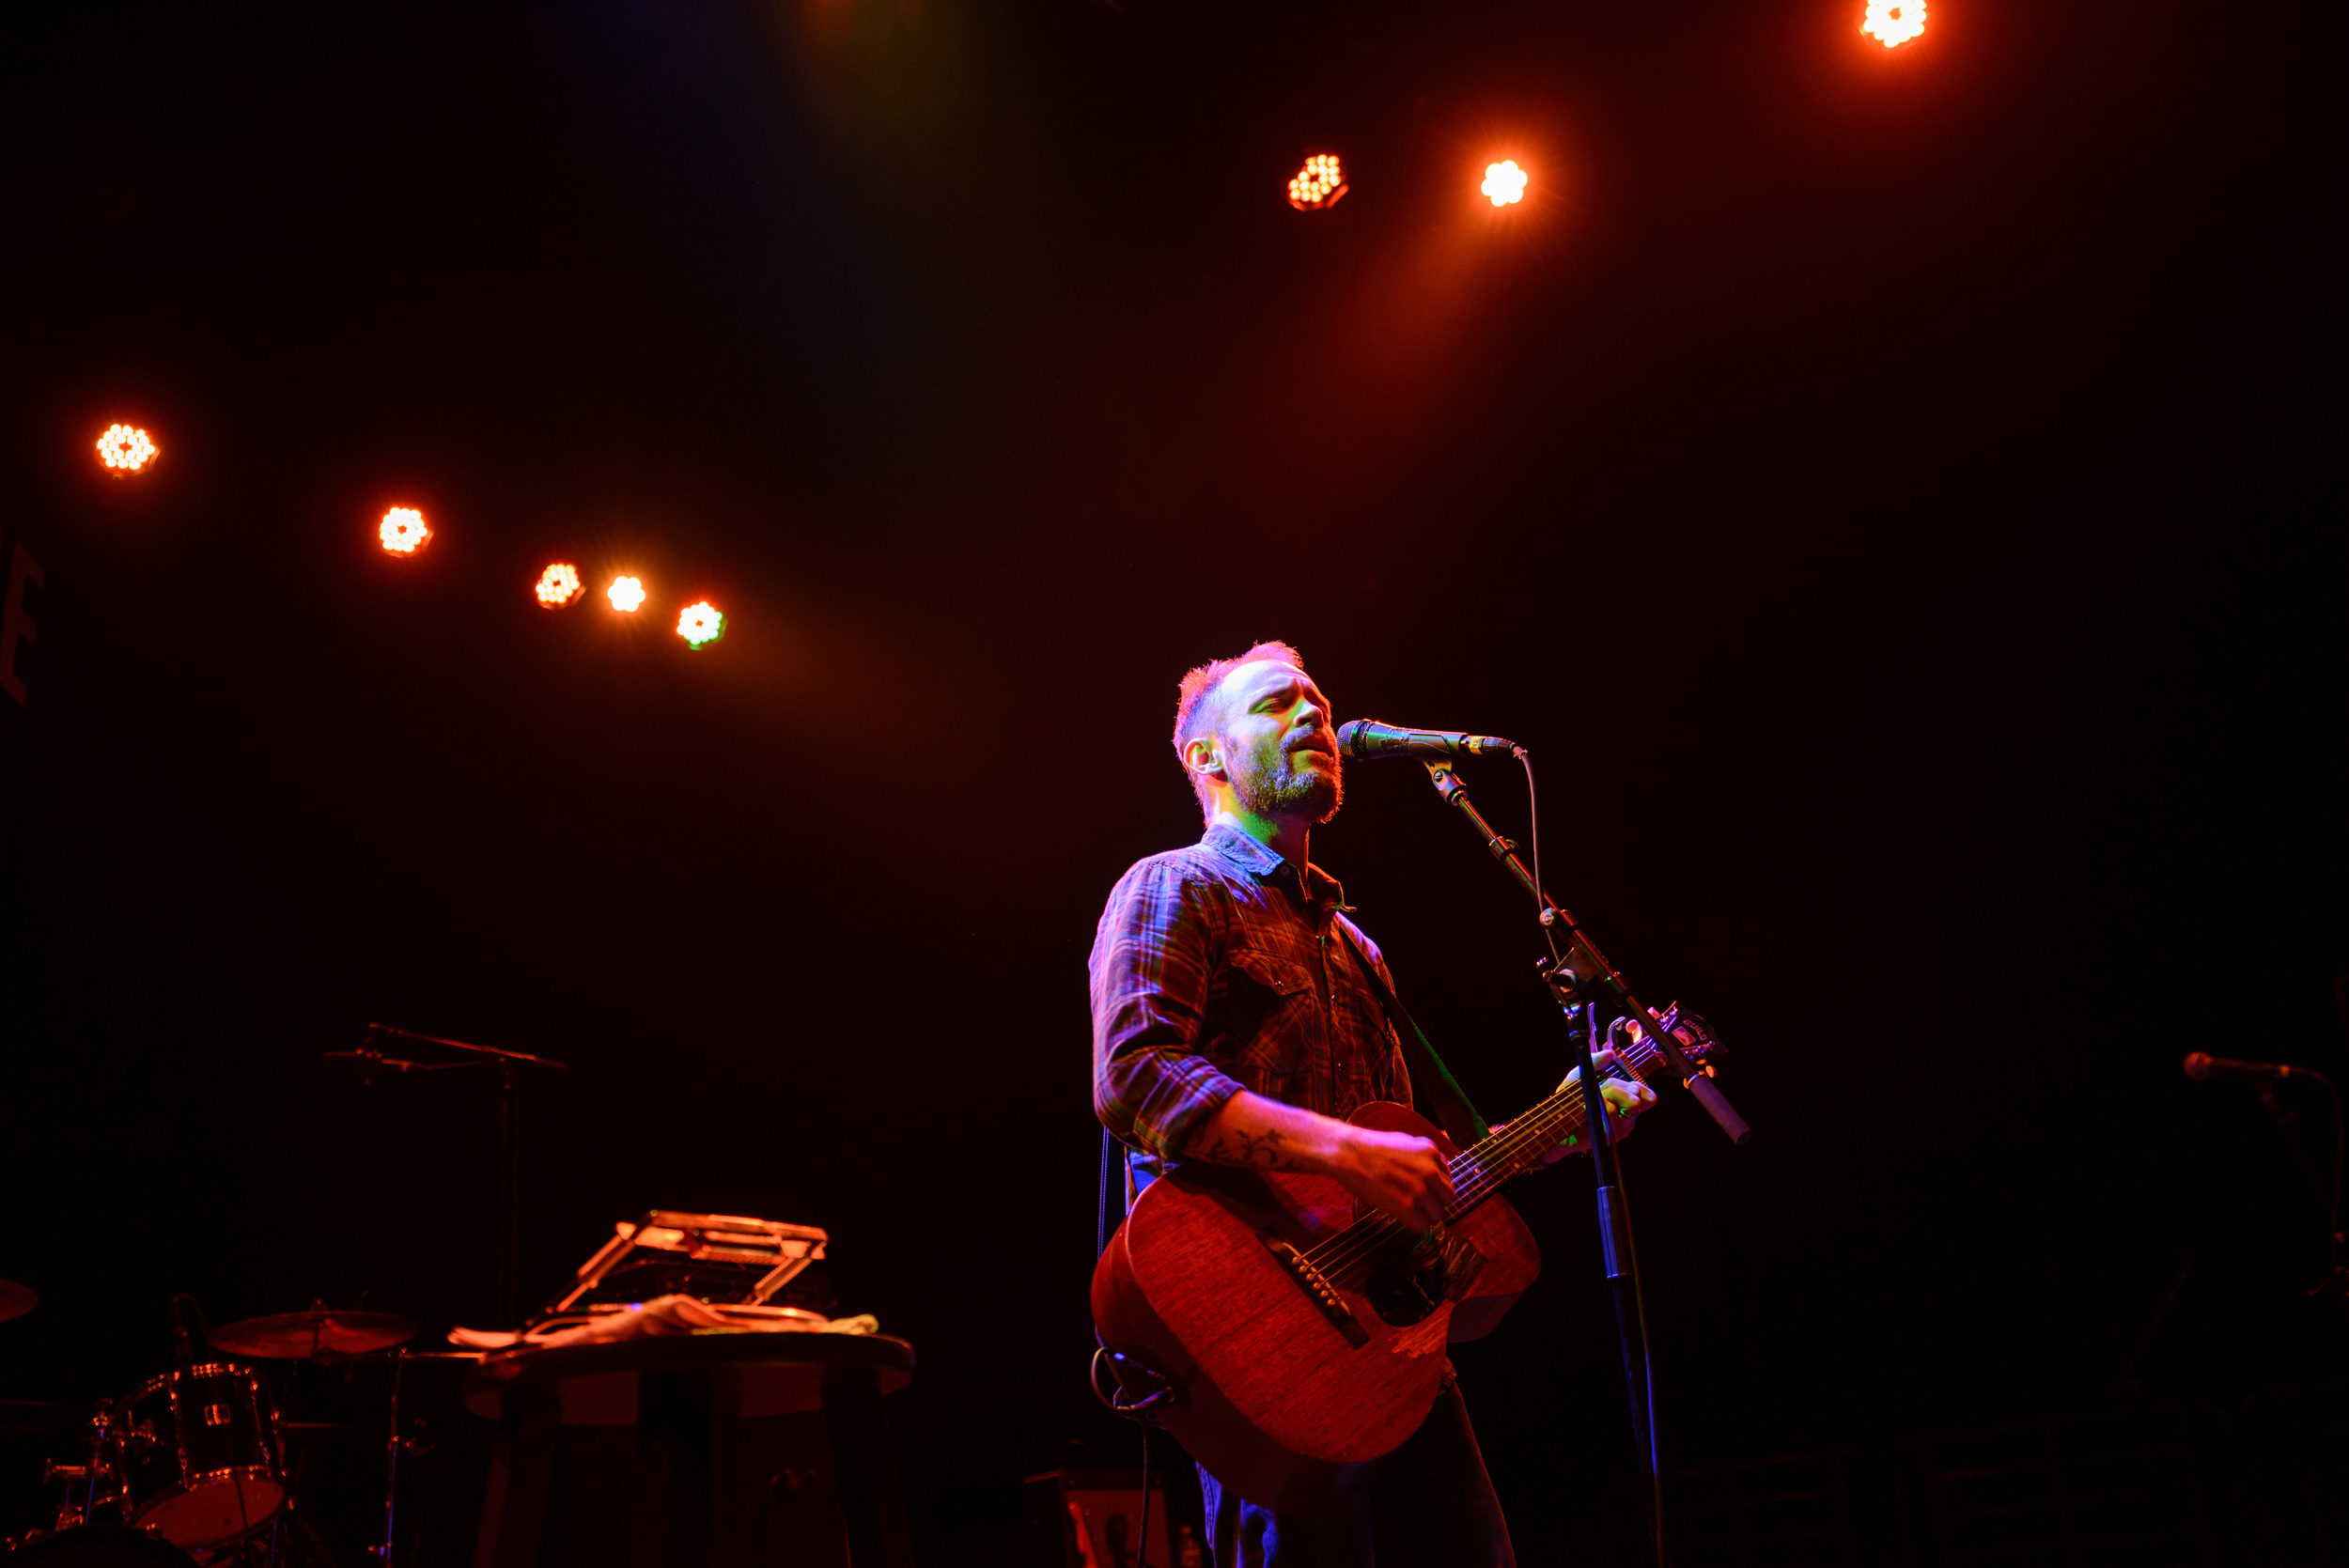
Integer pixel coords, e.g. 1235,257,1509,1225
1090,1011,1718,1511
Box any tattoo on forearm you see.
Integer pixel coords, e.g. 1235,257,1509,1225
1194,1125,1304,1171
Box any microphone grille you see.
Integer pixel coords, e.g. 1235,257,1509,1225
2181,1052,2213,1080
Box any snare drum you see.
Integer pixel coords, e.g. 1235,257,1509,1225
114,1366,282,1549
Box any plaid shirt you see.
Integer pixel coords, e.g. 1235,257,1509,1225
1090,823,1415,1170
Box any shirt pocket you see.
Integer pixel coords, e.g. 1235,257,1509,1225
1226,947,1316,1077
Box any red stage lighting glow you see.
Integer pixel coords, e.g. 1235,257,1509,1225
676,601,725,648
1287,154,1347,211
1481,161,1528,208
1861,0,1924,46
379,507,430,555
607,575,646,613
535,563,584,608
95,423,158,475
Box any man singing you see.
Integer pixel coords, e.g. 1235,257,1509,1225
1088,641,1655,1568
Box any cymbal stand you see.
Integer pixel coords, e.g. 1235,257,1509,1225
376,1350,407,1567
1420,755,1756,1568
42,1402,118,1530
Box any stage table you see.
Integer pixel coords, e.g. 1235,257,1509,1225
463,1332,917,1568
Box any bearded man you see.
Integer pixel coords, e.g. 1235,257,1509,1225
1088,641,1654,1568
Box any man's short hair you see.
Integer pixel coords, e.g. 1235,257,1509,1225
1171,641,1308,815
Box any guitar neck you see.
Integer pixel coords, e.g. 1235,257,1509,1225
1439,1028,1679,1222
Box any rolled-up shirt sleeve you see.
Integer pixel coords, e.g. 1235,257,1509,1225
1089,856,1247,1157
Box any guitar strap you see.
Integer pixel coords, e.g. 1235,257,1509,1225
1335,926,1491,1150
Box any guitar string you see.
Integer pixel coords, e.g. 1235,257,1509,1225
1307,1071,1605,1282
1453,1024,1684,1189
1309,1073,1592,1274
1301,1027,1686,1281
1306,1025,1695,1280
1302,1080,1593,1281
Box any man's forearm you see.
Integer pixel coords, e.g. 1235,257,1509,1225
1182,1090,1353,1174
1179,1090,1455,1228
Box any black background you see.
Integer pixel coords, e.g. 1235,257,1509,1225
0,0,2341,1563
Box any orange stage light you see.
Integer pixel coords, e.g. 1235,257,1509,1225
95,423,158,476
607,575,646,613
1861,0,1924,47
676,601,725,648
1481,161,1528,208
379,506,430,555
1287,154,1347,212
535,563,584,608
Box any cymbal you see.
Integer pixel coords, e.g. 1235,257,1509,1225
209,1310,418,1359
0,1279,37,1322
0,1401,80,1436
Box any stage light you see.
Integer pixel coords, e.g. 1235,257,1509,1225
1481,161,1527,208
95,423,157,476
535,563,584,608
1287,154,1347,211
607,575,646,613
1861,0,1924,46
379,506,430,555
676,601,725,649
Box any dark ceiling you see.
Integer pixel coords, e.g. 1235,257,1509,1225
0,0,2340,1562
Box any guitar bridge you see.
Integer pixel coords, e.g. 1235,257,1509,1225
1261,1235,1370,1348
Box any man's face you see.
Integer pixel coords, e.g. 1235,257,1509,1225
1207,660,1343,824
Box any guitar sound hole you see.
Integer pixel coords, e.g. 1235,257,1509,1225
1363,1261,1447,1327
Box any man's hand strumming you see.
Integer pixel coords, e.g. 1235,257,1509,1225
1181,1091,1453,1229
1334,1126,1454,1230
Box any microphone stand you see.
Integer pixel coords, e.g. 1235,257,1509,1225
325,1024,569,1327
1420,758,1755,1568
1423,761,1752,1146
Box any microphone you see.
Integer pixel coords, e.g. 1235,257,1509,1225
1335,719,1518,760
2183,1051,2313,1081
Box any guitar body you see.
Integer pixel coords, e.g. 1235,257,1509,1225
1091,1102,1539,1513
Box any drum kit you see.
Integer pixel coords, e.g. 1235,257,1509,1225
1,1024,570,1568
1,1207,841,1567
1,1285,448,1568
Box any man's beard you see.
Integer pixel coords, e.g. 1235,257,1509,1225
1233,744,1344,824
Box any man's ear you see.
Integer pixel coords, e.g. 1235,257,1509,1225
1182,736,1223,780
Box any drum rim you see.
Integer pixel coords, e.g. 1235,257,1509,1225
128,1464,286,1538
133,1463,282,1495
124,1363,260,1402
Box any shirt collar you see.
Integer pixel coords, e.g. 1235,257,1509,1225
1200,823,1349,909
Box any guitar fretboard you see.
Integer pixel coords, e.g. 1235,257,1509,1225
1301,1026,1681,1283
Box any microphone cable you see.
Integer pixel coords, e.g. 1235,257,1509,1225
1522,745,1668,1566
1090,1126,1159,1568
1097,1126,1119,1267
1517,747,1565,969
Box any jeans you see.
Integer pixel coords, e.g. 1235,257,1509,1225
1196,1384,1517,1568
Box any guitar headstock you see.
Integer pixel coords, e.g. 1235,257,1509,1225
1634,1002,1723,1069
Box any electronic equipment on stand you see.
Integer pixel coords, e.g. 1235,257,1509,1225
540,1211,834,1325
456,1212,914,1568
